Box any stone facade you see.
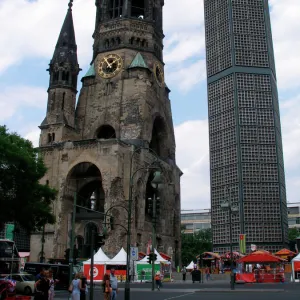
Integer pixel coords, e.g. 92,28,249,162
30,0,181,264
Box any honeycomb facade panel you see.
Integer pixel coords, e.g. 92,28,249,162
204,0,288,251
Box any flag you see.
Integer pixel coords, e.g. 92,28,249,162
146,237,152,255
239,234,246,254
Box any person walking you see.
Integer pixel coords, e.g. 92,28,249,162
110,268,118,300
181,266,187,281
48,270,58,300
34,270,50,300
102,273,111,300
79,272,87,300
205,266,211,281
140,270,145,283
69,273,81,300
154,271,162,291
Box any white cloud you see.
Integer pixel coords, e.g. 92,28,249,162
167,60,207,92
269,0,300,89
175,120,210,209
0,86,46,121
25,129,40,148
0,0,95,73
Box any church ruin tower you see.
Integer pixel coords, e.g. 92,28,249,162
31,0,182,265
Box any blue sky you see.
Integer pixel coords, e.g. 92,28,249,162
0,0,300,209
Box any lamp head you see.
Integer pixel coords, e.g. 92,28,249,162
151,171,163,189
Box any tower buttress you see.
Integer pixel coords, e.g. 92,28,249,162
40,0,81,145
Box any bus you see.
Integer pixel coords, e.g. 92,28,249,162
0,240,20,275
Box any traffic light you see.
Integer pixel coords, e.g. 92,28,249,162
156,197,160,216
96,234,105,249
64,248,70,263
153,253,157,262
147,253,152,264
147,198,153,216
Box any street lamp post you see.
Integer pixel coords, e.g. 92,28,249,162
125,146,162,300
220,188,239,290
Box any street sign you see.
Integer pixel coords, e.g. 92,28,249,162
130,247,138,261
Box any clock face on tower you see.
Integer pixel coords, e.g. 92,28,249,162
153,62,164,87
98,53,123,78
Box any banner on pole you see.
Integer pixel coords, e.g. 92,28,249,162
239,234,246,254
5,224,15,241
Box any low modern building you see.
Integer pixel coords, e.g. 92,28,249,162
181,210,211,234
287,204,300,229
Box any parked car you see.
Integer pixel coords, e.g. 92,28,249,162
0,275,16,300
4,274,35,295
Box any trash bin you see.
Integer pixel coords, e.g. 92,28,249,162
191,270,201,283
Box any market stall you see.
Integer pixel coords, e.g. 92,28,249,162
199,252,220,274
83,247,110,282
236,251,285,283
220,252,244,273
136,249,171,282
106,248,127,281
291,253,300,282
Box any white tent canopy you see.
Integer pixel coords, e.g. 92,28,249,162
83,247,110,264
186,261,195,270
138,249,170,264
108,247,127,265
291,253,300,282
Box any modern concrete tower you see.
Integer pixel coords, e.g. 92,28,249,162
30,0,182,265
203,0,288,252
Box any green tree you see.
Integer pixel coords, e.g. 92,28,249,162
0,126,56,232
181,228,212,266
289,227,300,242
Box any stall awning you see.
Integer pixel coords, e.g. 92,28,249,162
275,248,296,256
159,252,171,261
19,252,30,258
238,252,285,263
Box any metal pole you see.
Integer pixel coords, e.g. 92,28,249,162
40,225,45,263
90,230,95,300
229,208,234,290
125,176,132,300
69,191,77,285
151,193,157,291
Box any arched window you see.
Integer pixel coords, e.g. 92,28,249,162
52,133,55,142
116,37,121,45
104,39,109,49
149,117,167,157
48,133,52,143
129,37,135,45
53,72,59,83
109,0,123,19
62,92,65,110
96,125,116,139
131,0,145,18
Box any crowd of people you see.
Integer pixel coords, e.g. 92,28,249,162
34,269,87,300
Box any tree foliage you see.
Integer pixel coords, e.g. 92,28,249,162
289,227,300,241
181,228,212,266
0,126,56,232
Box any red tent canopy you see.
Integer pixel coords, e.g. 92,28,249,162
238,252,285,263
159,252,171,261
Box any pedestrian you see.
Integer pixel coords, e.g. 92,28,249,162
48,270,58,300
69,273,81,300
141,270,145,283
102,273,111,300
79,272,88,300
34,270,50,300
155,271,161,290
205,266,211,281
110,268,118,300
181,266,187,281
